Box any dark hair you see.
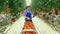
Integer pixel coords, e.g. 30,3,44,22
26,6,30,9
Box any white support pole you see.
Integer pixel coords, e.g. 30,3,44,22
26,0,31,6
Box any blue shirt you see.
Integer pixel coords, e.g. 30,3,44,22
24,10,32,17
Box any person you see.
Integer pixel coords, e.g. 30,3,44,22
24,6,32,21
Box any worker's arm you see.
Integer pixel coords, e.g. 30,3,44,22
24,10,26,17
30,11,34,17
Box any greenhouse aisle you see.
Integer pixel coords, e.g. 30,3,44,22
6,16,25,34
32,16,60,34
6,16,60,34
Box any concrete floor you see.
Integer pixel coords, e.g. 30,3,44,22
5,16,60,34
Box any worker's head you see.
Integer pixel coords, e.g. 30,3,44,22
26,6,30,10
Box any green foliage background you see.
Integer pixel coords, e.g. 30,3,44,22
31,0,60,11
0,0,26,16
